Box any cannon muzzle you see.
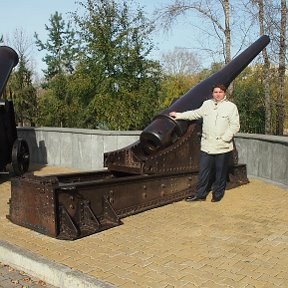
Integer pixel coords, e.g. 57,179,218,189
140,35,270,155
0,46,19,96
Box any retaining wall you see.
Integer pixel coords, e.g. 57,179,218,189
17,127,288,187
235,133,288,187
17,127,140,171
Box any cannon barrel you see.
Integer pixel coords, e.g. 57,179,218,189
0,46,19,96
140,35,270,155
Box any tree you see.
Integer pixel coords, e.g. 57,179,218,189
9,57,37,126
249,0,272,134
276,0,286,135
161,47,201,75
156,1,233,64
72,0,163,130
158,0,287,134
35,11,79,81
159,47,202,108
3,29,37,126
245,0,287,135
34,12,81,127
159,73,199,108
234,65,266,133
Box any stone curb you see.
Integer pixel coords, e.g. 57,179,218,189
0,240,117,288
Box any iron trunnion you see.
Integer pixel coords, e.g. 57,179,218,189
8,36,270,240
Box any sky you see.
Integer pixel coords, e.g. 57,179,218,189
0,0,207,77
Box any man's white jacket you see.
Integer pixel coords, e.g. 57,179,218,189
175,97,240,154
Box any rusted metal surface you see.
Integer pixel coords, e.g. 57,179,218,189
8,164,247,240
8,174,58,236
8,170,194,239
104,123,202,175
8,36,270,240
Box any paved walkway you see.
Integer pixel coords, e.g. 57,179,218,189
1,165,288,288
0,261,56,288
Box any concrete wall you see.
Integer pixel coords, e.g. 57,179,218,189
17,127,288,187
17,127,140,171
235,133,288,187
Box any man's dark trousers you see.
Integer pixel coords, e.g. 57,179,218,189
196,151,231,200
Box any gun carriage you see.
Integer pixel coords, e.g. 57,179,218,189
7,36,270,240
0,46,30,176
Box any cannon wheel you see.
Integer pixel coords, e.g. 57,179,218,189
12,138,30,176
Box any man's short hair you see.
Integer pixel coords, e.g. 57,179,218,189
211,84,226,92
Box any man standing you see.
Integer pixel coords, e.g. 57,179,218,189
169,84,240,202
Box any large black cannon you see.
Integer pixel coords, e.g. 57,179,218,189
0,46,30,176
8,36,269,240
140,35,270,155
105,35,270,175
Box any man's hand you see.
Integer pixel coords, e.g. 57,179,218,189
169,111,177,118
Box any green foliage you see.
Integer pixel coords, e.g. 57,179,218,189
79,60,162,130
158,62,223,109
36,73,86,128
34,11,79,81
198,62,224,79
233,65,266,134
69,0,162,130
36,89,65,126
159,74,199,108
7,56,37,126
34,0,162,130
33,1,282,135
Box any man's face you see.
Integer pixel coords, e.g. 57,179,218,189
212,87,225,102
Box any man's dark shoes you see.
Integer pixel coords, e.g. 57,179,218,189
185,196,206,202
211,197,221,202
